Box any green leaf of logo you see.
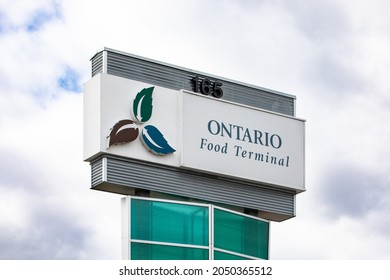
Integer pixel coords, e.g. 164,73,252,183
132,87,154,123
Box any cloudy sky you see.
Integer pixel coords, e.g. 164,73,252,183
1,0,390,259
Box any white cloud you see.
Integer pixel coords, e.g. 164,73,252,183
0,0,59,28
0,91,121,259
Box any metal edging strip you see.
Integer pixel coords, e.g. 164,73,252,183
209,204,214,260
213,248,263,260
102,50,108,74
130,239,209,250
128,196,131,260
102,157,107,182
213,205,270,223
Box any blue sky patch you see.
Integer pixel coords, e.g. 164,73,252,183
26,11,54,32
26,1,62,32
58,67,81,93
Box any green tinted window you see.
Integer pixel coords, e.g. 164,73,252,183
214,208,269,259
214,250,251,260
131,199,209,246
131,243,208,260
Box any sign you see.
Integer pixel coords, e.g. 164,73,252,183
84,73,305,192
181,92,305,191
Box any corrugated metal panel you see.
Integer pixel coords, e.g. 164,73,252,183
90,49,295,116
91,158,103,187
102,156,295,218
91,51,103,77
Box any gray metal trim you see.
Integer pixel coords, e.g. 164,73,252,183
91,48,295,116
91,155,295,221
209,204,214,260
130,239,209,250
214,205,269,223
213,248,263,260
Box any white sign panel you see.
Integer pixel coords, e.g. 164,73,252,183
83,73,181,167
181,91,305,191
84,73,305,192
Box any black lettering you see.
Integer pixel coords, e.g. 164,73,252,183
208,120,220,135
242,128,253,143
270,134,282,149
221,122,232,138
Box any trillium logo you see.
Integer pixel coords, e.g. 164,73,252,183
108,87,176,155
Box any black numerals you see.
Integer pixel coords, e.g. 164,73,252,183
192,76,223,98
213,81,223,98
200,78,211,95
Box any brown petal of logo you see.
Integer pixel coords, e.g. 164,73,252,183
108,120,139,147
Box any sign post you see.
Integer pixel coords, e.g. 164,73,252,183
84,48,306,259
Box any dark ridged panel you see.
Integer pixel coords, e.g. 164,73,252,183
104,156,295,218
90,49,295,116
91,51,103,77
91,158,103,187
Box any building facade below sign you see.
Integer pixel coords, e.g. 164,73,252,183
122,196,270,260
